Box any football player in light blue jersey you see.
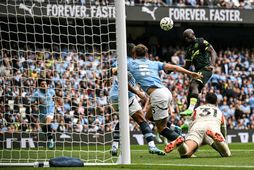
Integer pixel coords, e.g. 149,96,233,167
109,43,165,156
128,44,203,154
31,78,55,149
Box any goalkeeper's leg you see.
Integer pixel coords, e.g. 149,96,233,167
178,140,198,158
206,130,231,157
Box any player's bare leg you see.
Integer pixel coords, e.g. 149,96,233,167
178,140,198,158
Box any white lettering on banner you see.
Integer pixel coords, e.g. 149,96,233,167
21,138,35,148
169,8,208,21
238,133,249,143
169,8,242,22
226,134,236,143
133,134,144,145
3,131,253,148
46,4,115,18
210,9,243,22
6,138,14,149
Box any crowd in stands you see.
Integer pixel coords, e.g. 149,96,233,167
124,0,254,9
85,0,254,9
0,42,254,135
0,47,116,134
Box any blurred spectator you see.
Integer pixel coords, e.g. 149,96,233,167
122,0,254,8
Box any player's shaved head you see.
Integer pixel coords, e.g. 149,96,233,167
133,44,148,57
183,29,195,37
205,93,217,105
183,28,196,44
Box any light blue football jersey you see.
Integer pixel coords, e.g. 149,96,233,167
32,88,55,116
127,57,165,92
109,57,136,101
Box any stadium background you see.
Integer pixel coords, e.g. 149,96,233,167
0,0,254,149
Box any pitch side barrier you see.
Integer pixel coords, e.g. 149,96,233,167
0,130,253,149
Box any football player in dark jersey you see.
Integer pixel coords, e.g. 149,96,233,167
180,29,217,120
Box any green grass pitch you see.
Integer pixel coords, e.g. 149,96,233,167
1,143,254,170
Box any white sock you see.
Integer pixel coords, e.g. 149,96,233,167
188,98,198,111
112,141,119,149
213,141,231,157
183,117,191,127
148,141,156,148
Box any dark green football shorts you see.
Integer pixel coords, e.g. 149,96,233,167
192,68,213,87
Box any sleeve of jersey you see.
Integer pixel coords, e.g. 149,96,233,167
158,62,164,71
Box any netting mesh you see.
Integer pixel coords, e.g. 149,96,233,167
0,0,118,164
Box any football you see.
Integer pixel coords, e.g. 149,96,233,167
160,17,174,31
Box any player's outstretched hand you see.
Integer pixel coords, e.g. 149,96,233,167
191,72,203,79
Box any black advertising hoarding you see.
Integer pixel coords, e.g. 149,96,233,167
0,1,254,24
0,130,253,149
0,0,116,19
128,6,245,23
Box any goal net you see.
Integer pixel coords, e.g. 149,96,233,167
0,0,128,166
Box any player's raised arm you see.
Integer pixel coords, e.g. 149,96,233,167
206,45,217,71
163,63,203,79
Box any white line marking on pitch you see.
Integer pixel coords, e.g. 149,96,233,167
133,163,254,168
132,149,254,152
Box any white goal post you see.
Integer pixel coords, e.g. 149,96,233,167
0,0,130,166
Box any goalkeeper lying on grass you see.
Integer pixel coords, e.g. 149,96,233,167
167,93,231,158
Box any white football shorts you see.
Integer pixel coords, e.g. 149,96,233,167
150,87,172,121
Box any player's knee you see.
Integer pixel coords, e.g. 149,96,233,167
132,111,145,124
189,92,199,98
155,118,168,133
156,125,165,133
